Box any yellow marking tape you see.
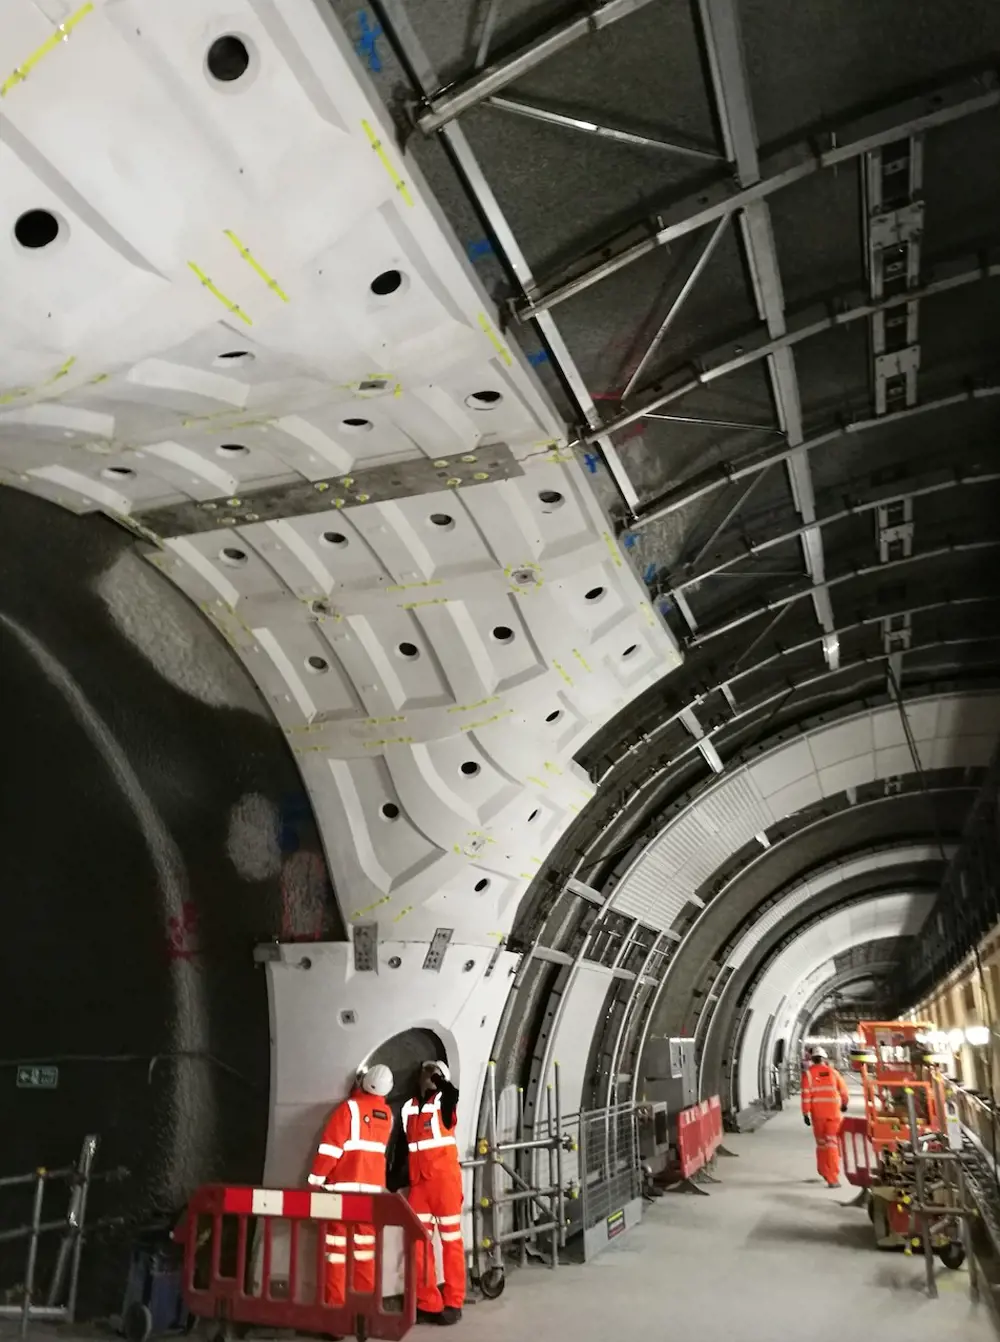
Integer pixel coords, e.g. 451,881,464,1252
448,696,499,714
547,450,574,463
352,896,392,918
386,580,443,592
478,313,512,367
544,761,562,774
639,601,657,627
460,711,513,731
188,261,252,326
0,356,77,406
363,735,415,748
603,531,623,567
572,648,592,673
393,906,413,922
1,3,93,98
361,119,414,207
401,598,451,609
526,775,548,790
223,229,289,302
552,660,573,685
364,714,407,725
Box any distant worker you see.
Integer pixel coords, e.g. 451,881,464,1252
402,1060,465,1326
308,1063,394,1305
801,1046,849,1188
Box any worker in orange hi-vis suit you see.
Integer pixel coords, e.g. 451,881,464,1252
801,1046,850,1188
401,1061,465,1326
308,1064,394,1305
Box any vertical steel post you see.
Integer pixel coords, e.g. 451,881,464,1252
486,1061,502,1278
546,1081,557,1267
905,1089,936,1298
66,1135,98,1323
516,1086,527,1267
955,1159,978,1300
553,1062,565,1254
21,1171,46,1339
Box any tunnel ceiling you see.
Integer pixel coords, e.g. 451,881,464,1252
1,0,997,1122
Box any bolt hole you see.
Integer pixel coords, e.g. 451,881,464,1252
527,809,540,824
585,586,605,602
370,268,404,296
321,531,348,547
461,761,481,777
14,209,60,250
545,710,562,724
305,655,329,674
492,625,514,643
207,34,250,82
103,466,135,479
214,350,254,364
622,644,638,659
463,959,476,972
381,802,400,820
466,390,503,409
430,513,455,529
342,417,372,432
397,641,420,659
217,443,249,457
474,878,490,893
219,547,248,566
538,490,564,508
388,956,402,969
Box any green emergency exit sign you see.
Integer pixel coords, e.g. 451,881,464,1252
16,1065,58,1090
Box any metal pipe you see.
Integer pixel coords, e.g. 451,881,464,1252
488,95,722,162
905,1089,936,1299
0,1167,74,1189
518,77,1000,320
66,1134,98,1322
0,1307,67,1322
493,1157,560,1221
0,1217,71,1244
956,1160,979,1301
622,216,730,400
496,1134,564,1153
488,1185,559,1204
546,1082,557,1267
516,1086,527,1268
417,0,656,134
586,259,1000,442
485,1060,501,1279
22,1172,46,1339
554,1062,565,1253
489,1222,559,1246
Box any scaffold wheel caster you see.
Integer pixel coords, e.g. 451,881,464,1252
936,1241,966,1270
479,1266,506,1299
123,1302,153,1342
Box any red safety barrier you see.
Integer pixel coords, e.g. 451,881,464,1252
838,1117,877,1189
676,1105,705,1178
705,1095,723,1157
174,1184,431,1340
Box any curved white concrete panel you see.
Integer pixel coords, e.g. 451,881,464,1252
736,893,933,1109
610,693,1000,930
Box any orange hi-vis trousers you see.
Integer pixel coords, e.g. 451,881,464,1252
812,1115,842,1184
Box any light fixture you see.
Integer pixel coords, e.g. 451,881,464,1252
965,1025,990,1047
947,1028,965,1052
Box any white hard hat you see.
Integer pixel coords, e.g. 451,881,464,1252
422,1059,451,1082
359,1063,393,1097
811,1046,828,1060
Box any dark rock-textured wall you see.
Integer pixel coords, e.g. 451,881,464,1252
0,489,342,1313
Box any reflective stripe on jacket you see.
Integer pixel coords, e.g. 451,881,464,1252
402,1091,459,1184
800,1062,849,1118
309,1089,393,1194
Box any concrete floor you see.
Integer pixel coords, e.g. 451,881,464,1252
462,1104,992,1342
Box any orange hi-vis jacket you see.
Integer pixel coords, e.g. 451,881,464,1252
308,1088,393,1193
800,1061,849,1120
401,1090,460,1183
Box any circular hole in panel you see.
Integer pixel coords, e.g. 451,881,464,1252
220,547,248,566
388,956,402,969
321,531,348,548
492,625,514,643
429,513,454,529
217,443,249,457
381,802,400,821
214,350,255,364
460,761,481,778
102,466,135,479
545,710,562,724
207,34,251,82
14,209,60,249
305,655,329,674
397,642,420,660
341,417,372,432
474,878,490,893
465,390,503,410
622,644,638,659
585,586,606,602
463,960,476,972
527,809,540,824
370,269,404,296
538,490,564,508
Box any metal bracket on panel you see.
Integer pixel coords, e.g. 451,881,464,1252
884,775,903,796
565,875,606,906
422,928,453,971
353,922,378,973
484,938,506,978
532,945,575,966
135,443,523,538
874,346,920,416
876,497,914,562
253,942,281,963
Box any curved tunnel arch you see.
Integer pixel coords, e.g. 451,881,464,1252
2,0,999,1312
